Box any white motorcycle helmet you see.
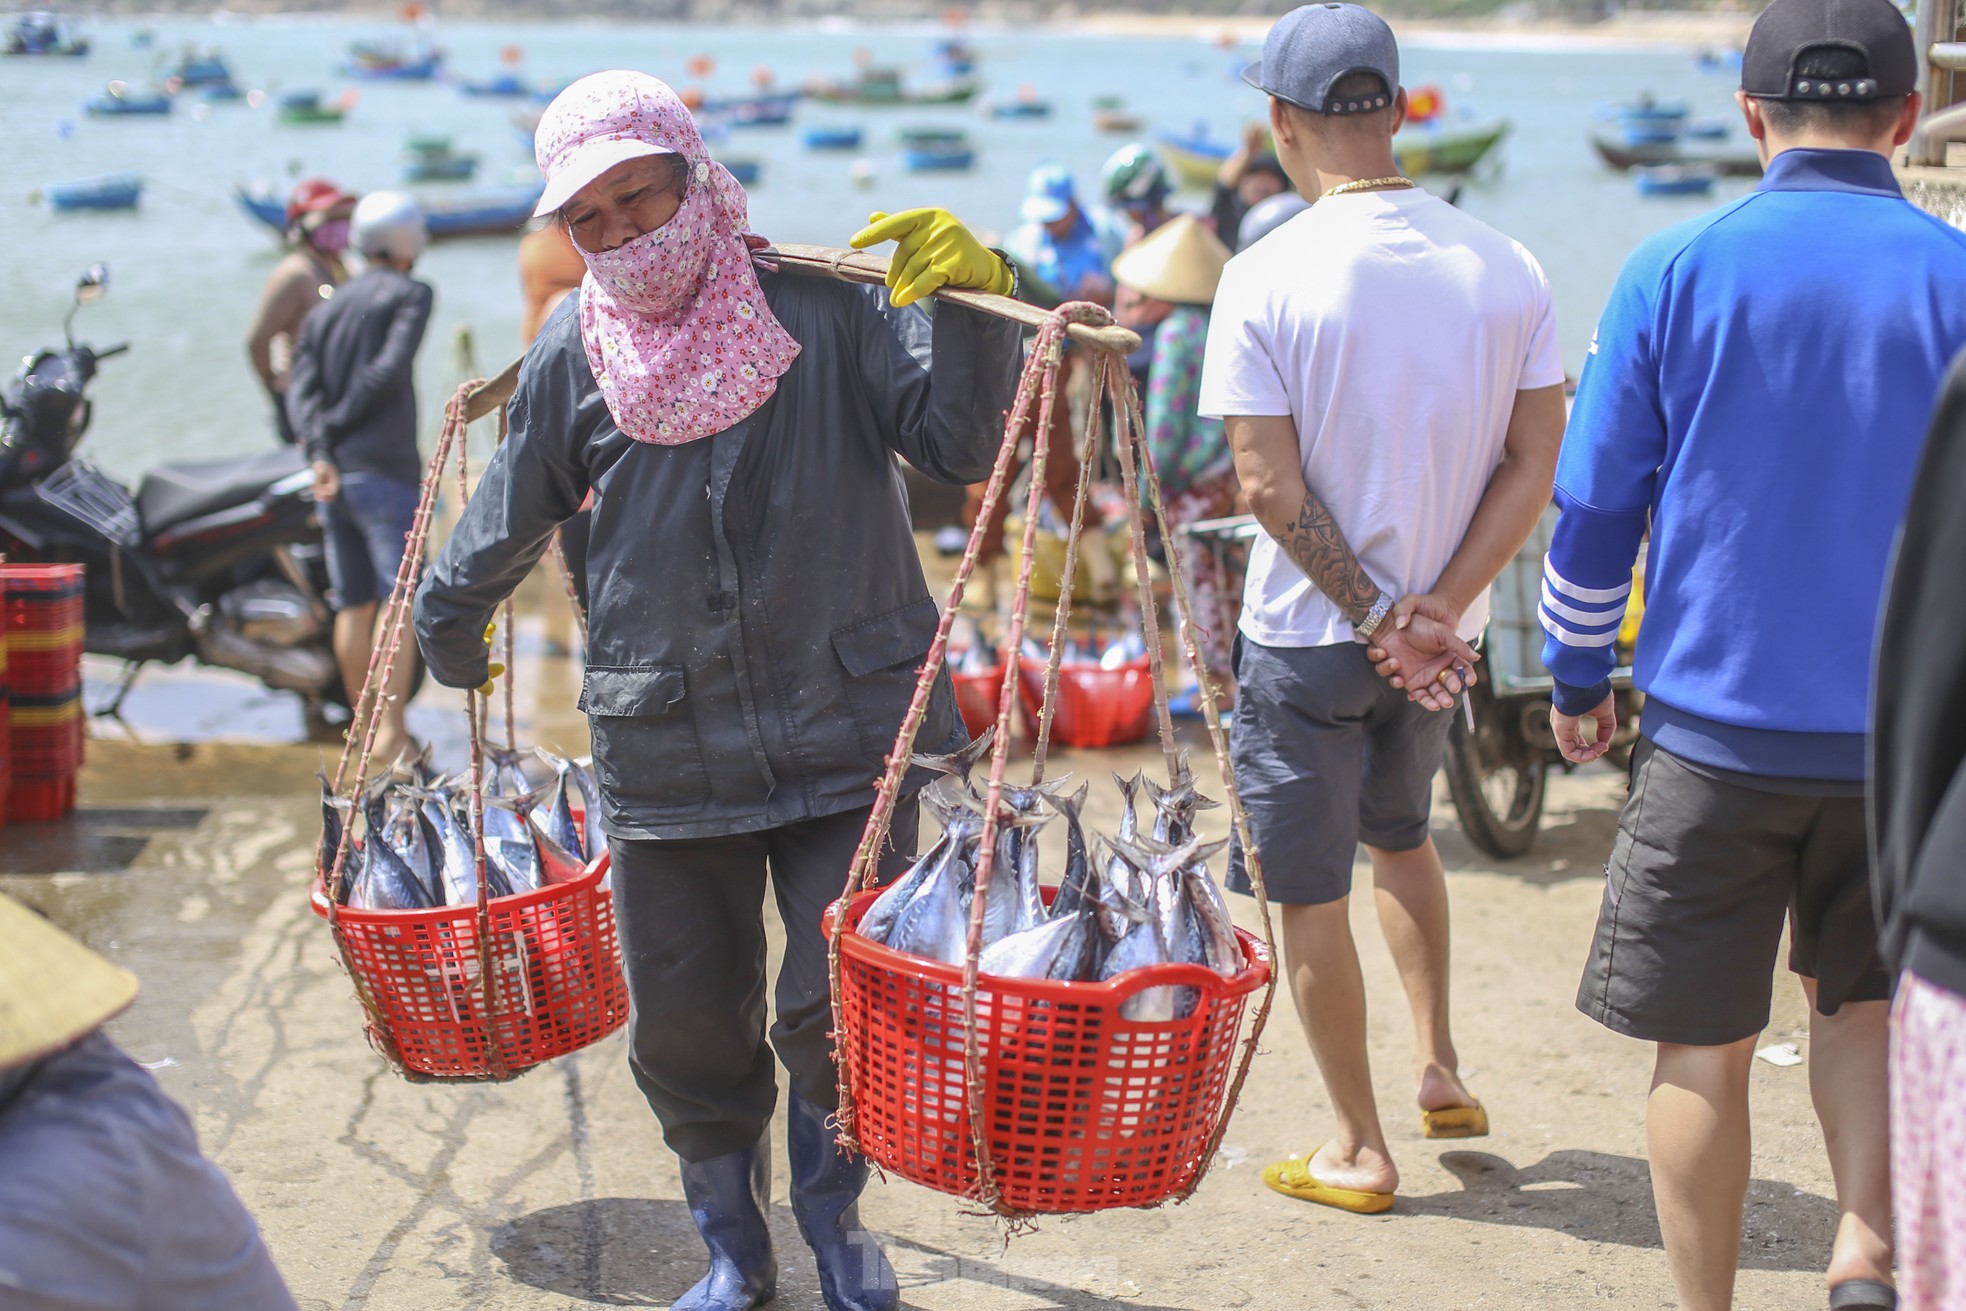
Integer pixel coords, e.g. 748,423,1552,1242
1238,191,1310,250
350,191,427,265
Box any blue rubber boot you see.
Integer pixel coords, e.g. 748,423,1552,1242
673,1136,778,1311
786,1092,899,1311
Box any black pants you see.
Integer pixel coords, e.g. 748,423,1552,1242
610,799,920,1163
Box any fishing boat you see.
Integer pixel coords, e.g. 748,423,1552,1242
903,141,975,172
1093,106,1143,133
985,86,1051,120
1681,116,1732,141
343,42,443,81
806,66,979,106
200,79,244,103
129,26,153,49
934,38,976,76
1590,133,1763,176
402,136,480,183
897,126,967,148
44,172,142,212
1634,163,1718,197
235,181,544,239
83,82,172,116
169,47,233,88
802,125,863,150
460,71,529,97
6,12,88,56
722,94,798,128
721,159,763,185
1605,95,1691,130
1393,118,1511,175
277,90,353,125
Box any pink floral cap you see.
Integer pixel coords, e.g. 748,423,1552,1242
532,70,698,218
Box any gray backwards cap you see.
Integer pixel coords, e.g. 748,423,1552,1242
1242,3,1400,116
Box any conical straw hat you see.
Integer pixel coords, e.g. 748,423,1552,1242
1111,214,1231,305
0,893,137,1070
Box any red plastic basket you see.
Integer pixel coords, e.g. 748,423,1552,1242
311,844,628,1080
1014,655,1157,750
832,888,1271,1213
950,662,1011,739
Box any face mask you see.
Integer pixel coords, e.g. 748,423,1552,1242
577,185,715,318
309,219,351,255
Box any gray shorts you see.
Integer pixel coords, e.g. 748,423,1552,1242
1225,636,1455,906
1577,739,1890,1046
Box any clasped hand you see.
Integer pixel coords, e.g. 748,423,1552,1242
1364,594,1481,713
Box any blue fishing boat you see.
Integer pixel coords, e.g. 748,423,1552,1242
170,48,232,87
235,182,544,239
402,136,480,183
802,125,863,150
460,72,529,97
45,172,142,211
1634,163,1717,197
721,159,763,185
84,83,172,116
1606,96,1691,130
201,79,243,103
6,12,89,56
985,90,1052,120
343,42,442,81
1681,116,1732,141
717,94,797,128
902,144,974,172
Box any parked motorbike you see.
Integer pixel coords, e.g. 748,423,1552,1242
1177,509,1643,860
0,265,402,719
1439,508,1643,858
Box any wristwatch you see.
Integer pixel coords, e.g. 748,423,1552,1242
1354,592,1395,643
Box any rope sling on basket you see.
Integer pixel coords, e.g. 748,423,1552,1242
312,383,627,1083
824,298,1280,1222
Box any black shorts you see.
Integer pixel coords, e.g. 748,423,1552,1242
1577,739,1890,1046
1225,636,1455,906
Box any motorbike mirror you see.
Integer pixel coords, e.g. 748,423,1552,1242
74,264,108,306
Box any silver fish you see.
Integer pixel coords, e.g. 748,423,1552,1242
413,787,482,906
529,807,590,885
886,846,972,966
353,829,437,911
1099,895,1176,1022
1045,783,1093,919
530,750,587,862
910,727,996,786
863,809,978,945
978,912,1084,980
568,755,606,865
484,794,542,895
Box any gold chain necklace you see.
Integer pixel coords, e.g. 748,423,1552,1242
1323,176,1417,198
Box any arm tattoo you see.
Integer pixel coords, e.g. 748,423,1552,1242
1277,485,1383,625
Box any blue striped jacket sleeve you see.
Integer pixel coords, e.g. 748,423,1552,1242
1540,250,1669,715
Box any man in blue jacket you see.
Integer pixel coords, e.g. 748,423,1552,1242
1543,0,1966,1305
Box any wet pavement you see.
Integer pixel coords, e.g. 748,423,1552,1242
4,569,1852,1310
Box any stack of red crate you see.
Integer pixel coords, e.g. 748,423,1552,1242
3,563,85,822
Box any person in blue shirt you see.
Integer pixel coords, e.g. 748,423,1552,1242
1541,0,1966,1305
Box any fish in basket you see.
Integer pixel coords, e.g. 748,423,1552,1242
832,734,1272,1213
314,746,628,1081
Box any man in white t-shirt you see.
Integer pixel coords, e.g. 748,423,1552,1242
1199,2,1567,1215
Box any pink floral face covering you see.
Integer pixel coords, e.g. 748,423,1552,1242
547,73,800,446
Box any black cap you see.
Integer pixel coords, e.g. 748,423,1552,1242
1740,0,1916,101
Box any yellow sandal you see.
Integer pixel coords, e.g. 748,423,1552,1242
1420,1100,1490,1140
1261,1149,1396,1215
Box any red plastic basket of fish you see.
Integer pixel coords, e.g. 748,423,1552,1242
1014,654,1156,750
831,888,1271,1214
949,661,1011,739
310,843,628,1081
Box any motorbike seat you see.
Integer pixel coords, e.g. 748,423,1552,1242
137,448,308,536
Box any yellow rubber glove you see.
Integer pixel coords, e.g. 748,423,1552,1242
478,622,505,697
849,208,1014,308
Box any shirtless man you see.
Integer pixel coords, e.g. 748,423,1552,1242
244,178,356,444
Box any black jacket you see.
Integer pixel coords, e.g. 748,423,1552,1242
1872,345,1966,995
413,269,1022,840
286,266,433,482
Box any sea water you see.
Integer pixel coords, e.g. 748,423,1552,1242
0,14,1749,482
